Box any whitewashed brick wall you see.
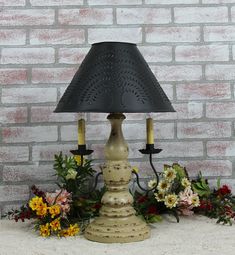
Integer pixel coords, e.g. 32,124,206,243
0,0,235,215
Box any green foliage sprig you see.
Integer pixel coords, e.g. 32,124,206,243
53,152,104,224
53,152,96,196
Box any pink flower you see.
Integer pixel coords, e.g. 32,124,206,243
45,189,72,216
178,187,199,216
179,187,193,205
180,208,194,216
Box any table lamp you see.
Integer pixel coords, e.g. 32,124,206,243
55,42,175,243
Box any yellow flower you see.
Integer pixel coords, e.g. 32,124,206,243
29,196,48,216
164,194,178,209
29,196,43,211
157,180,170,192
164,167,176,182
132,166,139,174
148,179,157,189
50,218,61,231
48,205,61,218
58,229,69,237
74,155,82,166
191,195,200,207
154,191,165,202
36,202,48,217
58,224,80,237
181,177,191,188
40,223,50,237
67,224,80,236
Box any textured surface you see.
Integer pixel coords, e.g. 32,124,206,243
1,0,235,215
0,215,235,255
55,42,175,113
85,114,149,242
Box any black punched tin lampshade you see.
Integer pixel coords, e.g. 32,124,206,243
55,42,175,113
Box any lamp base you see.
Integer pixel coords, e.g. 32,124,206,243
84,160,150,243
84,113,150,243
85,215,150,243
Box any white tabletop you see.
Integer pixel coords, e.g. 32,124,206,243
0,215,234,255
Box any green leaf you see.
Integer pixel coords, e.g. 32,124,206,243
147,215,162,223
192,173,211,198
217,177,221,190
193,182,204,190
172,163,187,179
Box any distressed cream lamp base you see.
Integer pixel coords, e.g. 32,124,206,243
84,113,150,243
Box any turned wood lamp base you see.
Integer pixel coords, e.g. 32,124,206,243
84,113,150,243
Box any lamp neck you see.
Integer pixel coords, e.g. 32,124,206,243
104,113,128,160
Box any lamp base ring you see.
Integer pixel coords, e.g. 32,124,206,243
84,215,150,243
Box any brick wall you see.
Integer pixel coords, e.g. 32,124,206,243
0,0,235,215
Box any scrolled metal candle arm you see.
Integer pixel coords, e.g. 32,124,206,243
133,144,179,223
132,144,162,195
70,145,102,194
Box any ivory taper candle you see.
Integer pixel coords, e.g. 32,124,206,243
146,117,154,144
78,118,85,145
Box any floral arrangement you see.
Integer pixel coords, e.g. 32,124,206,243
5,153,235,237
192,173,235,225
8,185,79,237
134,164,235,225
133,164,200,223
6,153,104,237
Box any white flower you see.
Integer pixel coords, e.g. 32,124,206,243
191,194,200,207
164,194,178,209
157,180,171,192
163,167,176,182
65,168,77,180
181,177,191,188
154,191,165,202
148,179,157,189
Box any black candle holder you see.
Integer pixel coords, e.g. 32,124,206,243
70,144,93,155
70,144,93,166
132,144,162,194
